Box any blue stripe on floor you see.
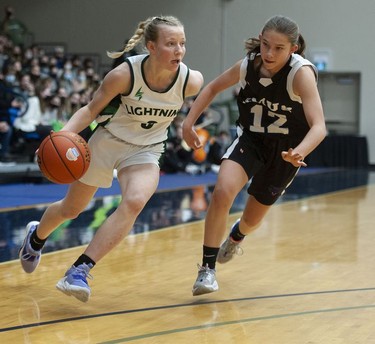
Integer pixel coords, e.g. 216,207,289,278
0,172,219,209
0,168,338,210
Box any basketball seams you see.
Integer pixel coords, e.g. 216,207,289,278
37,132,91,184
41,141,69,184
55,132,91,173
37,135,61,183
68,134,91,170
51,135,78,182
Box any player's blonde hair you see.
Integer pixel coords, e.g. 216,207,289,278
245,15,306,57
107,15,184,59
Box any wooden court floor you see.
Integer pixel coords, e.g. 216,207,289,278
1,177,375,343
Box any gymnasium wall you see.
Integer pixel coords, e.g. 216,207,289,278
1,0,374,164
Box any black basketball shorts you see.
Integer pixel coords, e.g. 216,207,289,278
223,128,300,206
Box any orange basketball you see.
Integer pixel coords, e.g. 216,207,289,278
193,147,207,163
192,127,210,163
37,131,91,184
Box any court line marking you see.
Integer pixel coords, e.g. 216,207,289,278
1,287,374,333
98,304,375,343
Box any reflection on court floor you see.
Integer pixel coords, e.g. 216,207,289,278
0,168,372,263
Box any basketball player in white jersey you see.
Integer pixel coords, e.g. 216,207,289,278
19,15,203,302
183,15,326,296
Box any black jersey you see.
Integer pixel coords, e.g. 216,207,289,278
236,53,317,142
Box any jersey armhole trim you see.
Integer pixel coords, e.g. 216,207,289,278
122,58,134,96
182,68,190,99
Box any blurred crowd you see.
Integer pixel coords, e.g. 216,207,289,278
0,6,101,163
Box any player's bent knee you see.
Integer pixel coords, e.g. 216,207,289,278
211,187,235,208
120,196,148,215
60,206,84,220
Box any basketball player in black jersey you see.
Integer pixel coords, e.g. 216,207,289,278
183,15,326,296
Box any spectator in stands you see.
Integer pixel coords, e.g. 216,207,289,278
82,56,95,70
48,56,61,76
12,75,52,155
0,113,13,163
72,68,88,93
71,53,81,66
59,60,75,94
39,54,51,77
56,86,70,122
38,76,55,112
41,95,61,130
22,46,34,65
63,91,92,141
0,6,30,47
52,46,65,69
12,59,22,77
11,44,22,61
85,69,101,92
0,34,9,70
0,79,15,162
2,62,18,87
29,62,42,90
66,91,81,116
47,65,60,93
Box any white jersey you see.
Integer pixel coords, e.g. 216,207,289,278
98,54,189,145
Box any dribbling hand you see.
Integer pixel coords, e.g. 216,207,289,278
182,122,202,150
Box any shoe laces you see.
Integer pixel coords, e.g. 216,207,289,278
197,263,215,274
72,265,93,280
21,251,40,260
21,244,40,260
227,239,244,256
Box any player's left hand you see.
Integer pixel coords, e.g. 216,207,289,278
281,148,307,167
